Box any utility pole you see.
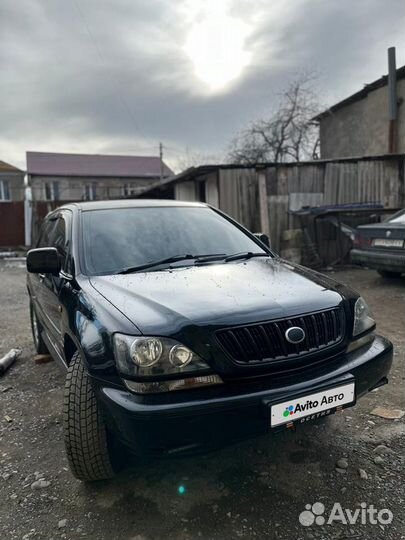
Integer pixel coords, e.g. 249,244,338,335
159,142,164,181
388,47,398,154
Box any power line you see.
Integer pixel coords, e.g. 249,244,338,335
159,142,164,180
162,144,188,155
70,0,140,135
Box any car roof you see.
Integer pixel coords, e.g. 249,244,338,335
57,199,208,212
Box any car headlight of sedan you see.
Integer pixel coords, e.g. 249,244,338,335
113,334,213,378
353,297,375,337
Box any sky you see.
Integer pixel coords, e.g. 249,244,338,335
1,0,405,172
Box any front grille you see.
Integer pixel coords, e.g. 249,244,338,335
216,307,345,365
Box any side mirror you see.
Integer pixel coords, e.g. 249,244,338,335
254,232,270,248
27,247,61,275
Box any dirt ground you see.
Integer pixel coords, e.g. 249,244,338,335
0,263,404,540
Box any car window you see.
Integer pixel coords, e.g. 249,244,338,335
37,213,72,272
37,219,57,248
52,216,67,261
82,206,267,275
387,209,405,224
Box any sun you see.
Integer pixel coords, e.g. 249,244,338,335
183,2,251,93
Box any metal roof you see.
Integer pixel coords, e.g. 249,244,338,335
136,163,258,195
136,153,405,196
313,65,405,121
26,151,174,178
0,160,23,173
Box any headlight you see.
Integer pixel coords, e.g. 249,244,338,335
113,334,211,378
169,345,193,367
130,338,162,367
353,297,375,337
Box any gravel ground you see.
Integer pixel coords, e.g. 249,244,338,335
0,263,404,540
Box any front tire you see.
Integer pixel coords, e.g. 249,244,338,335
378,270,402,279
30,302,49,354
64,351,115,481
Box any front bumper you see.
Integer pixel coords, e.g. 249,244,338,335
96,335,393,456
351,248,405,272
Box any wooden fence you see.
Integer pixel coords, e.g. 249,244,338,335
165,154,405,266
260,155,405,259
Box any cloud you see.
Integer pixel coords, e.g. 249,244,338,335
1,0,405,171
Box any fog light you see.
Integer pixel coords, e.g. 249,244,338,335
169,345,193,367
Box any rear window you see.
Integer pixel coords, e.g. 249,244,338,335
81,206,266,275
387,209,405,224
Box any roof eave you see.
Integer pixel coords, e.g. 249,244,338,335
313,64,405,122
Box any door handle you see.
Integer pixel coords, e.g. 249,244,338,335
39,273,45,282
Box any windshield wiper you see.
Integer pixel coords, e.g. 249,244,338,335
223,251,269,263
193,253,227,264
115,253,226,274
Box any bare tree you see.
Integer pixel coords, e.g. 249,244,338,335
228,75,321,164
175,147,222,172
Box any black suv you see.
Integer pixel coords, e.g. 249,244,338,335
27,200,393,481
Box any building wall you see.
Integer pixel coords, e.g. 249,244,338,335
0,171,25,201
319,79,405,158
174,172,220,207
29,175,159,201
174,180,197,201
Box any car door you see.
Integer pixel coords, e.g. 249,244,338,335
40,211,72,356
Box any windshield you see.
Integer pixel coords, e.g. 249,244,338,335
81,206,268,275
387,209,405,224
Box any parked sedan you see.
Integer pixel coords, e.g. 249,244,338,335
351,209,405,277
26,200,392,481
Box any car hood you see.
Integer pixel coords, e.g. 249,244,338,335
89,258,346,336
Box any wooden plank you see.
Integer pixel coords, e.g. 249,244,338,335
268,195,288,252
265,166,278,195
247,170,261,231
218,168,257,229
381,159,401,207
205,173,219,207
286,166,300,192
219,169,240,222
239,169,259,231
358,161,384,204
337,162,358,203
276,167,289,195
258,171,270,237
298,164,325,192
324,163,340,204
175,181,196,201
289,192,324,212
